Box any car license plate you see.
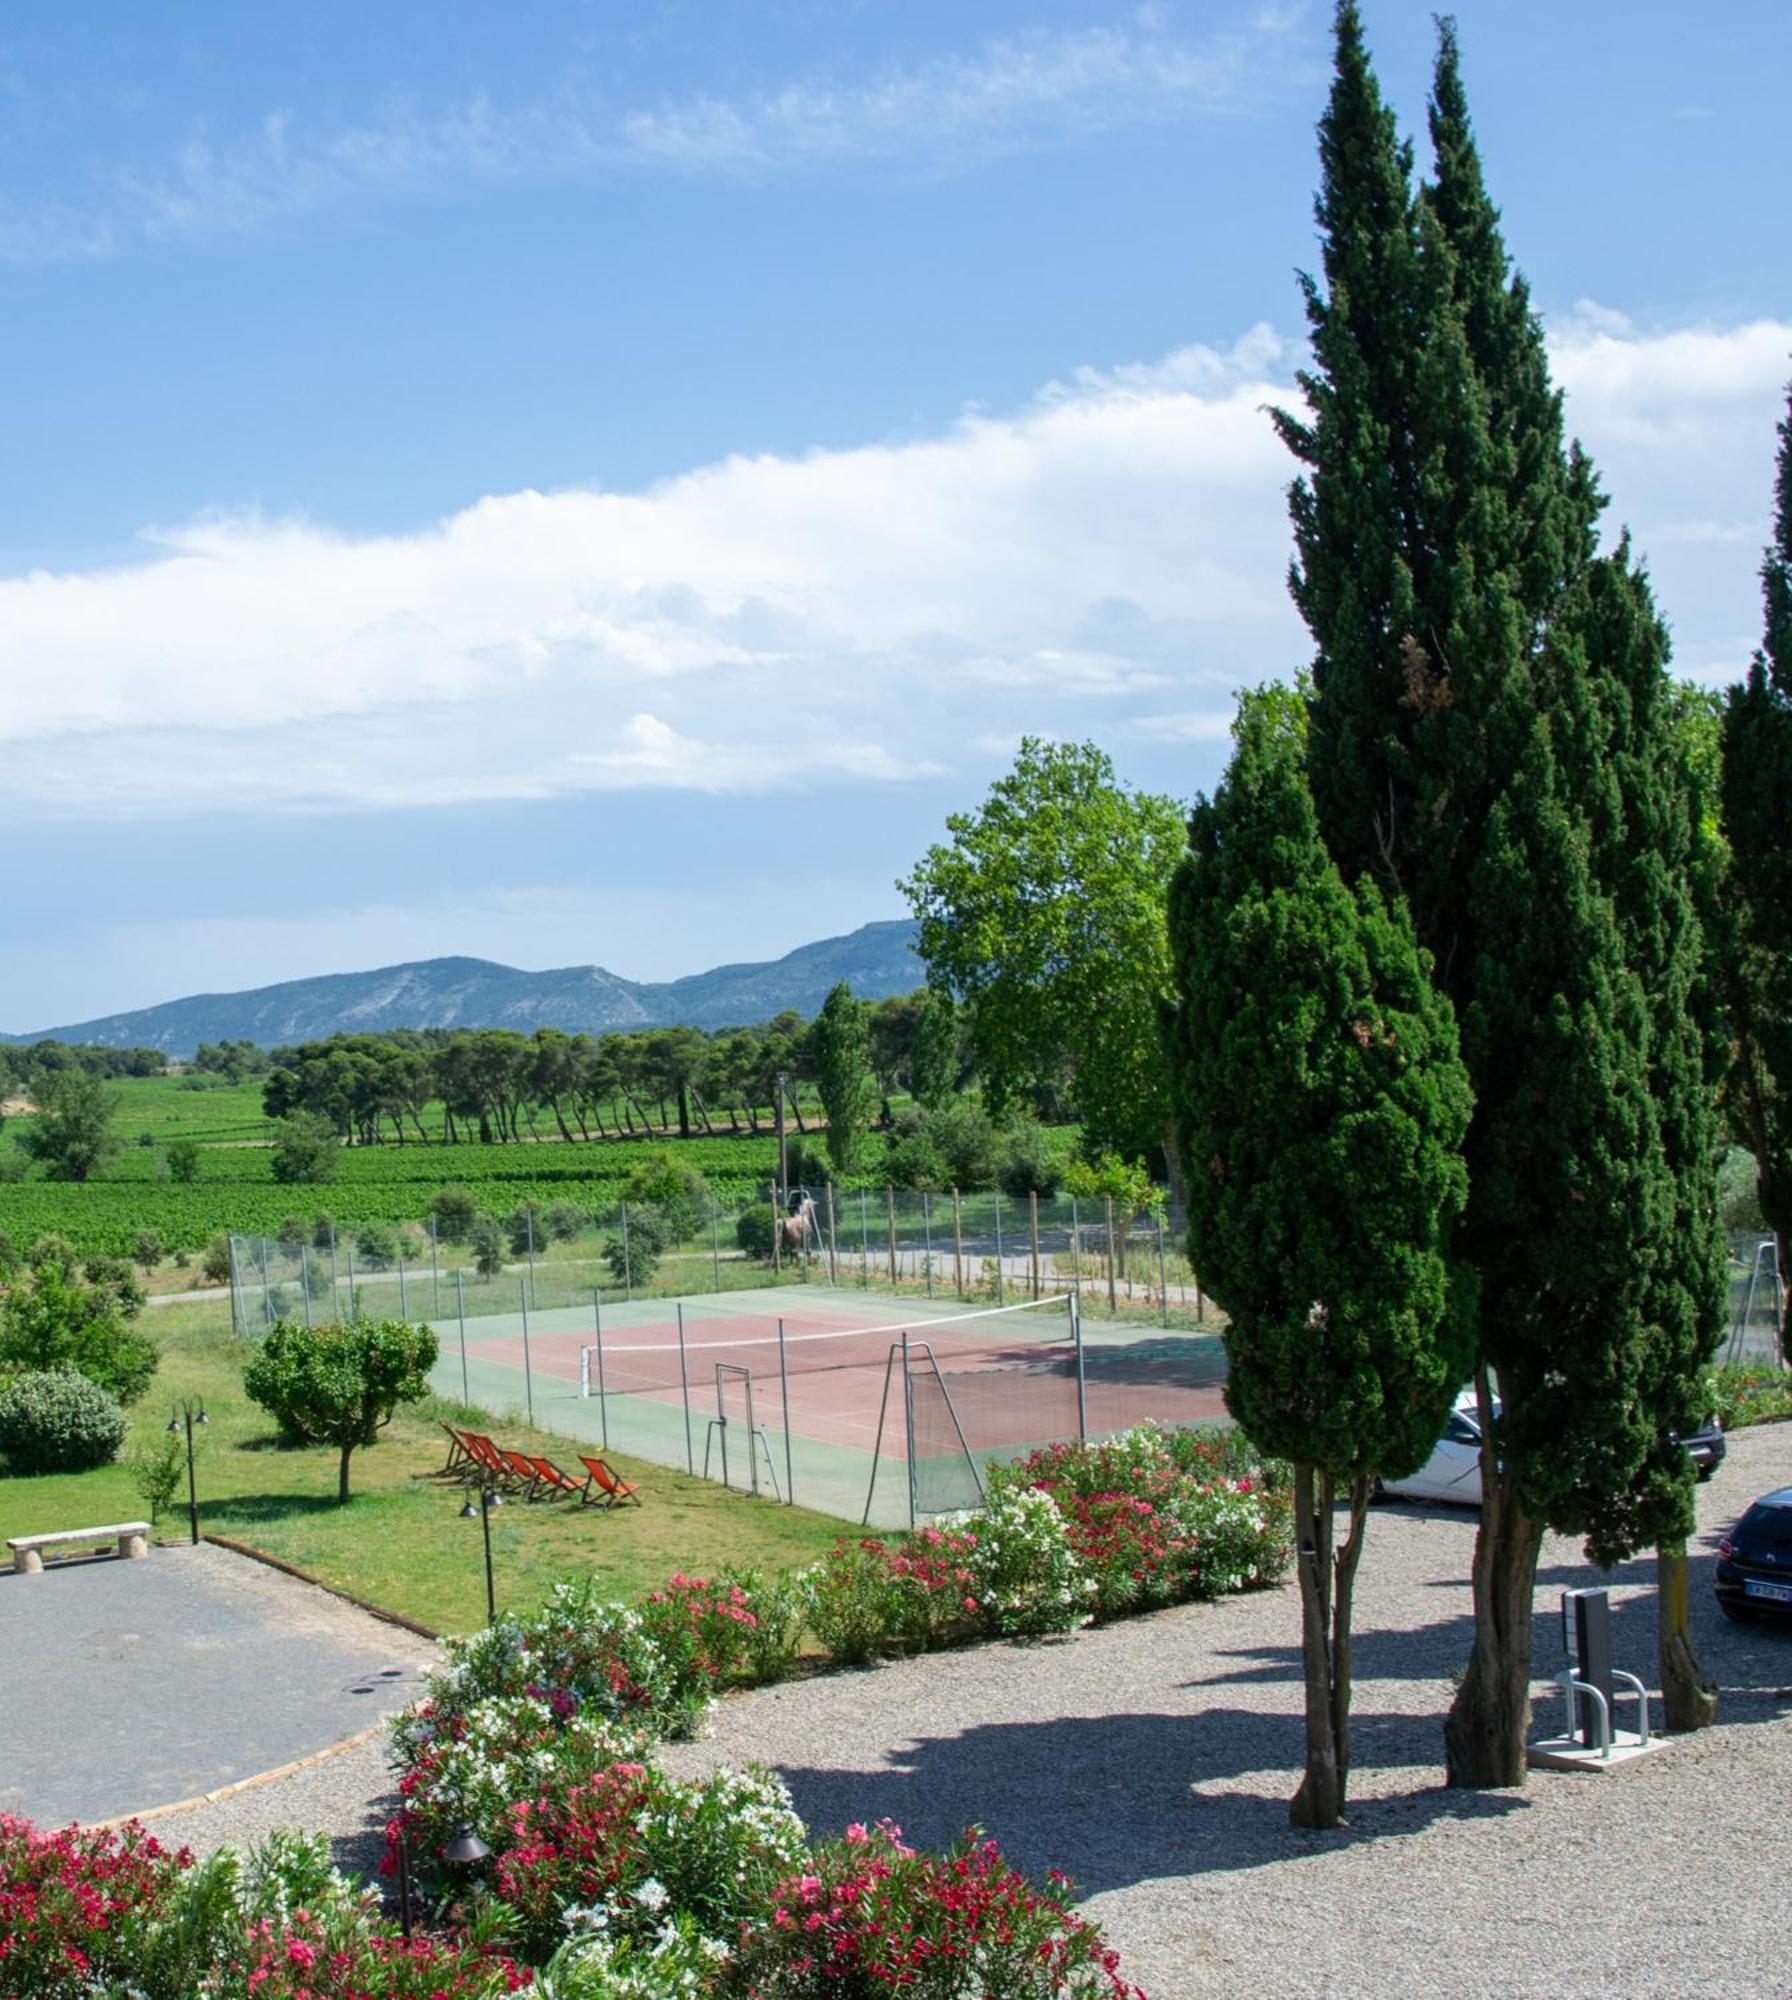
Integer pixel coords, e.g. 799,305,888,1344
1743,1579,1792,1604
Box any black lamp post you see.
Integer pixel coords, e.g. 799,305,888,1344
459,1481,501,1624
443,1823,491,1869
167,1399,208,1545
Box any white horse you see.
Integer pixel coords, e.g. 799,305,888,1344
776,1193,819,1258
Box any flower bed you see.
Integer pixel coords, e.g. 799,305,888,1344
0,1426,1293,1999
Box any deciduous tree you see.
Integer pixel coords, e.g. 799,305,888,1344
242,1317,438,1502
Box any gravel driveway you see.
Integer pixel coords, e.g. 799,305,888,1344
661,1424,1792,1999
156,1426,1791,1998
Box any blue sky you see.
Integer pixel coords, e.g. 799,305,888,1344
4,1,1789,1029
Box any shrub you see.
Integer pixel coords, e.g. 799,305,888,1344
736,1202,779,1261
132,1228,165,1271
0,1815,192,2000
423,1577,708,1742
311,1214,336,1251
208,1911,519,2000
782,1135,831,1195
714,1564,806,1683
494,1761,805,1965
605,1205,669,1288
503,1204,542,1258
276,1215,309,1249
385,1692,647,1888
430,1186,480,1243
202,1235,233,1284
165,1137,201,1184
965,1486,1092,1636
0,1259,158,1406
636,1571,766,1690
621,1151,712,1242
269,1113,339,1186
544,1200,588,1243
998,1119,1063,1198
1711,1362,1792,1430
130,1431,187,1525
799,1541,909,1665
355,1226,397,1271
735,1823,1138,1999
469,1215,506,1278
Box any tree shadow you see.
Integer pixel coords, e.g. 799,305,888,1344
768,1706,1524,1896
205,1491,348,1525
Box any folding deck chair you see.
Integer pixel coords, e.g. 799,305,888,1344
438,1424,473,1476
528,1454,586,1501
577,1454,642,1509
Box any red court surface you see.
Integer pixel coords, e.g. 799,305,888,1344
464,1298,1227,1461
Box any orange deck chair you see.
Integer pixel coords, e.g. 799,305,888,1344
500,1448,546,1498
577,1454,642,1509
528,1454,586,1501
439,1424,473,1476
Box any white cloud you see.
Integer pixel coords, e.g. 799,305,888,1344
620,8,1306,174
1,8,1308,259
3,308,1785,823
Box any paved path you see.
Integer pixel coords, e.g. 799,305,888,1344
0,1542,436,1828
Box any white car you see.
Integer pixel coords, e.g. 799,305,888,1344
1378,1389,1488,1505
1378,1388,1727,1508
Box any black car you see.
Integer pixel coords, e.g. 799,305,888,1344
1679,1417,1727,1481
1715,1486,1792,1625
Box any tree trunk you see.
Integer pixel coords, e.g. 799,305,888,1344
677,1083,692,1140
1331,1477,1372,1797
1445,1376,1546,1787
1658,1540,1719,1731
337,1441,354,1503
1290,1463,1344,1829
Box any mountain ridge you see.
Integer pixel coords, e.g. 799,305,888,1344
2,921,924,1057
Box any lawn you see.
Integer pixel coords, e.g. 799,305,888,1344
0,1297,848,1634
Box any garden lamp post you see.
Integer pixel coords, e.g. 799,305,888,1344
167,1399,208,1546
443,1824,491,1869
459,1481,501,1625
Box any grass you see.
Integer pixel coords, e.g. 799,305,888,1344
1712,1360,1792,1430
0,1297,847,1634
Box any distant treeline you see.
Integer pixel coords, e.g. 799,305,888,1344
259,996,964,1147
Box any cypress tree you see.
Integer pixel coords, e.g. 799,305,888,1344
810,982,877,1178
1168,687,1472,1828
1283,8,1725,1783
1722,387,1792,1355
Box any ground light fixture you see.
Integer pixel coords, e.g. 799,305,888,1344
166,1399,209,1546
443,1824,492,1868
459,1482,502,1624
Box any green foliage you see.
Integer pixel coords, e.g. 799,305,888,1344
901,737,1186,1161
468,1215,505,1278
619,1151,712,1241
430,1185,480,1242
502,1203,541,1258
1062,1151,1162,1219
1720,1147,1768,1233
202,1234,233,1285
0,1368,129,1474
810,981,878,1177
132,1228,164,1272
354,1226,396,1271
241,1317,438,1501
735,1203,777,1261
268,1113,339,1186
16,1067,122,1182
1168,688,1473,1485
130,1430,187,1525
543,1200,587,1242
908,989,962,1109
0,1255,160,1405
997,1119,1062,1198
605,1206,669,1286
1721,382,1792,1341
1709,1362,1792,1430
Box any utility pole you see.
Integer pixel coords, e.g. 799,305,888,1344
774,1068,790,1202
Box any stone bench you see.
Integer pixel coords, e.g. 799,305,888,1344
9,1522,151,1574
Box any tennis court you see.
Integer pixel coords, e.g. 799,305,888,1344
433,1283,1229,1526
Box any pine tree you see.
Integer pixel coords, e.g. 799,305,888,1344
1168,686,1472,1828
1722,386,1792,1357
1283,8,1725,1783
